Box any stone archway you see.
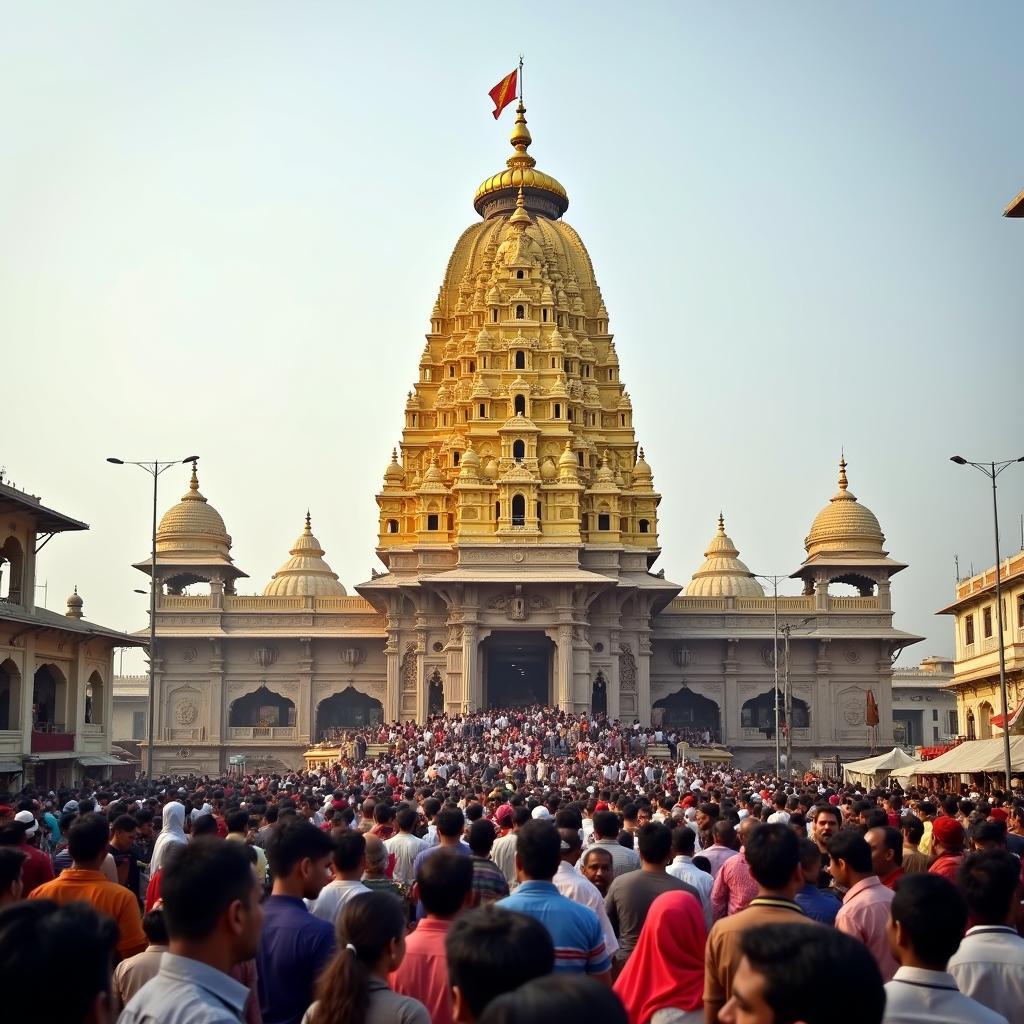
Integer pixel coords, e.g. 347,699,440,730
591,672,608,716
653,686,721,740
741,688,810,736
315,686,384,738
0,658,21,731
978,701,994,740
32,663,67,730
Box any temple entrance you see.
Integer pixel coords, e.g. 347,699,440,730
591,673,608,716
428,672,444,716
484,632,553,709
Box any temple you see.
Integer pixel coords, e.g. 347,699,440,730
130,102,921,774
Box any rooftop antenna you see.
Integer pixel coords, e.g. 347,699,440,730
954,554,960,583
1019,513,1023,551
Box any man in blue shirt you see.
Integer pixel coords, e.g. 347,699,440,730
795,838,840,924
257,819,336,1024
499,820,611,982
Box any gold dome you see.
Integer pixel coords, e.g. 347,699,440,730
805,458,885,557
686,514,764,598
263,512,347,597
156,465,232,559
474,102,569,220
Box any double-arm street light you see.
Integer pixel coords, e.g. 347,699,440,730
754,573,789,779
107,456,199,780
950,455,1024,788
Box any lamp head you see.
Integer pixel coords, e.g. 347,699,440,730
106,457,125,465
182,455,199,464
950,456,968,465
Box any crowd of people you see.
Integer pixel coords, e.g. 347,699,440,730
0,703,1022,1024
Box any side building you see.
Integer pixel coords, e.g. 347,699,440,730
890,655,957,749
939,552,1024,739
0,476,144,788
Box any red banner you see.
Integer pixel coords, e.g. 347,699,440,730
489,69,518,120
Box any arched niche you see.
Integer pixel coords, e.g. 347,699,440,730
85,670,104,725
315,686,383,737
740,688,810,734
428,671,444,716
0,536,24,603
653,686,721,738
229,684,295,727
0,658,21,731
591,672,607,716
32,663,67,730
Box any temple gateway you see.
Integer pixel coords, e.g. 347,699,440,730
134,103,920,774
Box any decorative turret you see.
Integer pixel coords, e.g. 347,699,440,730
65,586,83,619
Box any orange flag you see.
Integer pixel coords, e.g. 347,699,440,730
489,69,518,120
866,690,880,727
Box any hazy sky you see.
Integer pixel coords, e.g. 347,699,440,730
4,4,1022,673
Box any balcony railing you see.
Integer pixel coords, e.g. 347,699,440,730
31,726,74,753
228,726,298,741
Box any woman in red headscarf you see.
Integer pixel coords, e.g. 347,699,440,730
613,889,706,1024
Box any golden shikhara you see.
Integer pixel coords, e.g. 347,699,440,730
376,103,660,559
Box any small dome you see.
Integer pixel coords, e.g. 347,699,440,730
633,447,653,481
66,586,83,619
483,458,499,480
540,458,556,481
263,513,347,598
805,458,885,557
686,514,764,598
156,464,231,559
459,442,481,481
383,448,405,483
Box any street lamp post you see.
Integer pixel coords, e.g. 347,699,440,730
950,455,1024,789
108,456,199,780
780,617,816,777
755,573,789,779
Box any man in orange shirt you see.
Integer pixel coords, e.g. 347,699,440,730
30,811,147,960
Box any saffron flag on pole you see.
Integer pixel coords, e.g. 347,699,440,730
866,690,880,727
489,69,518,120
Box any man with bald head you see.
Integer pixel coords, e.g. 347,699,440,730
711,817,760,920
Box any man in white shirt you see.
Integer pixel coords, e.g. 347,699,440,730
665,822,712,928
310,831,370,924
883,873,1007,1024
385,807,426,887
947,849,1024,1022
554,828,618,960
766,792,791,825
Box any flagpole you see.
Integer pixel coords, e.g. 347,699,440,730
518,54,524,104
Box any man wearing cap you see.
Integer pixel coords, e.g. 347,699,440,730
5,810,54,895
928,817,965,883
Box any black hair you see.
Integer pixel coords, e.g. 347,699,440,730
418,849,473,916
437,806,466,838
67,812,110,864
226,809,250,833
161,838,257,942
468,818,497,856
873,826,903,867
192,813,218,838
512,805,532,828
592,810,620,839
396,807,418,831
479,974,627,1024
900,813,924,845
111,814,137,834
0,900,119,1024
692,855,712,874
446,905,556,1019
672,826,696,857
812,804,841,826
739,923,884,1024
890,873,967,968
957,849,1020,925
422,797,442,818
266,818,335,878
0,847,26,891
332,830,366,873
142,908,169,945
827,831,872,875
970,820,1006,847
637,821,671,864
797,837,822,871
516,820,561,880
312,892,406,1024
580,845,612,867
745,823,799,890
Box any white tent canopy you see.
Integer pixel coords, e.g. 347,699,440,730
892,736,1024,779
842,747,920,786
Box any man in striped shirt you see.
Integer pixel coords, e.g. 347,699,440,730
499,820,611,983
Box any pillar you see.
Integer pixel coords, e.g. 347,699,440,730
638,629,652,725
607,627,621,722
462,624,480,712
297,638,313,743
557,623,573,712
